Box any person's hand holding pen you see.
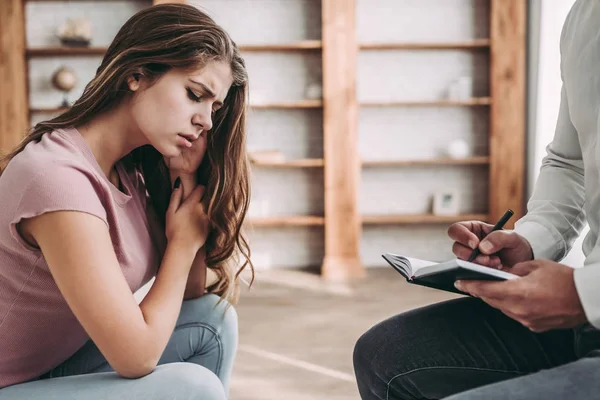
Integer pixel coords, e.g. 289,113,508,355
447,211,587,332
447,210,533,270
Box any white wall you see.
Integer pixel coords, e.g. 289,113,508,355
528,0,586,267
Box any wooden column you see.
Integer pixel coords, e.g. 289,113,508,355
321,0,363,280
0,0,28,155
489,0,526,227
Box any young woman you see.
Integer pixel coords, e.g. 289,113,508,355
0,4,252,399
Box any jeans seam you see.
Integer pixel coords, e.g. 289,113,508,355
174,322,223,375
386,366,524,400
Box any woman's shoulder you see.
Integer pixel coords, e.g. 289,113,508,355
1,129,108,199
7,128,95,174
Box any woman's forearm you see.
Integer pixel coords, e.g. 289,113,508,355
168,172,210,299
184,247,208,299
137,241,197,370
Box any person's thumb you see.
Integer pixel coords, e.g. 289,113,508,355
167,177,183,217
478,231,512,255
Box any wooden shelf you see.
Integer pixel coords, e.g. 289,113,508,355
247,215,325,227
26,40,322,58
251,158,324,168
248,157,490,168
26,47,107,57
240,41,322,51
362,156,490,167
30,100,324,113
362,213,489,225
249,100,322,109
359,39,490,51
29,107,68,113
360,98,492,107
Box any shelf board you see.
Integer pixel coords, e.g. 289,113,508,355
247,215,325,227
29,107,68,113
30,100,323,113
360,98,492,107
359,39,491,51
239,41,322,51
246,157,490,168
26,47,107,57
249,100,322,109
362,156,490,167
362,213,489,225
27,40,322,58
251,158,324,168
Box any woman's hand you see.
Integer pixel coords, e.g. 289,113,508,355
165,181,209,252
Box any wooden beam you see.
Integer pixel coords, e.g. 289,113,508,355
0,0,28,155
489,0,526,228
321,0,363,280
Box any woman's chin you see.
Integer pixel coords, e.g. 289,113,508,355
155,144,182,158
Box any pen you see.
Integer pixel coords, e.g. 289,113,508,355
467,209,514,262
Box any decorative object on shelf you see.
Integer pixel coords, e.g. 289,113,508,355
56,18,92,47
432,190,460,216
51,66,78,107
305,82,323,100
446,139,472,159
446,76,473,100
248,150,285,164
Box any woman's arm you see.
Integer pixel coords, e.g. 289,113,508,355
170,172,212,299
21,210,199,378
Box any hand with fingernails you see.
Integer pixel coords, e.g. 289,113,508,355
447,220,587,332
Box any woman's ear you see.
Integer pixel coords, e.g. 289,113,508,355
127,73,141,92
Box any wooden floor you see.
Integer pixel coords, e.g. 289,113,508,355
230,268,457,399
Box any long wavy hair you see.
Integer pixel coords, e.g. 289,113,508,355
0,4,253,302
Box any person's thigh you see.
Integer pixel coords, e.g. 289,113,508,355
38,294,237,392
353,297,577,400
0,363,226,400
444,351,600,400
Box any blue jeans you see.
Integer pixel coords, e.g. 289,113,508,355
0,294,237,400
354,297,600,399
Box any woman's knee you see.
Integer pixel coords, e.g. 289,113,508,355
151,363,226,400
180,294,238,338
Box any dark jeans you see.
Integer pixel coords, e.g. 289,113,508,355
353,297,600,400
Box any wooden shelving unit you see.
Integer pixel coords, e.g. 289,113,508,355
362,213,489,225
359,39,491,51
240,41,322,51
247,215,325,227
248,213,489,227
360,98,492,107
251,159,324,168
249,100,322,109
362,157,490,167
251,157,490,168
2,0,526,278
26,47,107,57
30,100,323,114
26,40,323,58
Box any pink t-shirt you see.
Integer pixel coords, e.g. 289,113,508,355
0,127,164,388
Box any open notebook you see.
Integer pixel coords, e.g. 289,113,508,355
382,253,518,295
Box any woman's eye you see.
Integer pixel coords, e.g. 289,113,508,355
186,88,201,102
